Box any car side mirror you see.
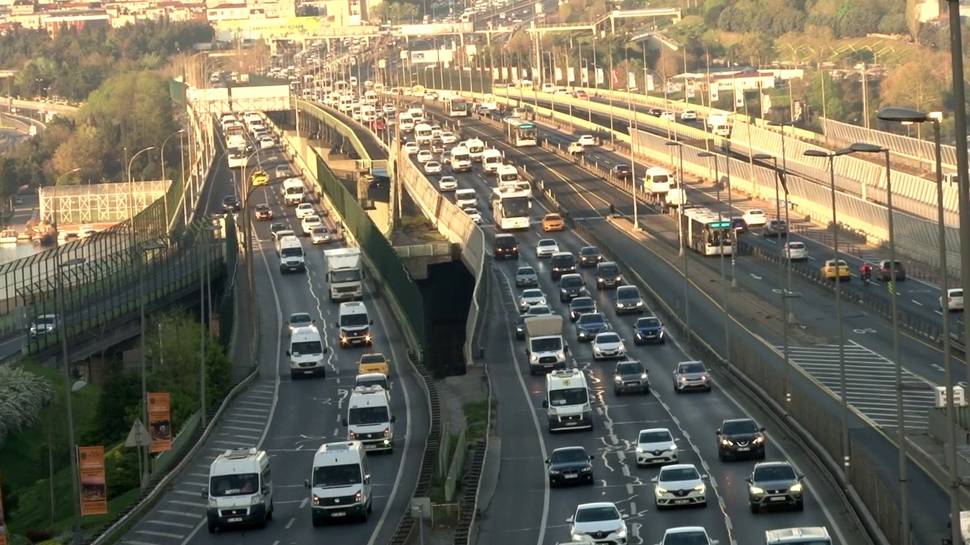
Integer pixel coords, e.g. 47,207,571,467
334,322,339,328
525,348,529,355
798,474,805,480
745,477,752,484
544,458,550,465
364,474,371,484
541,400,549,408
341,417,348,426
715,429,721,435
201,487,209,498
370,319,374,325
261,486,269,495
285,350,290,356
324,347,329,354
701,474,709,480
588,455,594,462
304,479,310,489
650,477,658,483
621,514,629,519
564,345,569,353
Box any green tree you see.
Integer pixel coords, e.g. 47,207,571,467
878,58,948,112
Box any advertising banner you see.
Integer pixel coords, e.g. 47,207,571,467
595,68,604,86
734,87,744,108
148,392,173,454
78,446,108,516
567,66,575,83
709,84,719,102
554,67,563,82
627,72,636,91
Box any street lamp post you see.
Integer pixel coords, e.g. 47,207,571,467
698,151,729,360
137,241,165,490
665,140,690,344
754,153,794,407
722,144,737,287
876,106,958,545
160,129,186,186
240,149,263,358
55,254,85,545
804,147,852,477
127,146,157,249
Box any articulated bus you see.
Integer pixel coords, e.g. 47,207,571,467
680,207,733,256
503,117,537,147
446,97,469,117
491,186,532,230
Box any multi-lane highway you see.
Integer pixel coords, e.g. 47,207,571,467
116,131,428,545
428,108,951,543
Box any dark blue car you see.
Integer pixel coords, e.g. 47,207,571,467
634,316,665,345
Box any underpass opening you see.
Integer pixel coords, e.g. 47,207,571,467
419,259,473,378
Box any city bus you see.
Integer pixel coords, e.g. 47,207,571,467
446,97,469,117
680,206,733,256
503,117,537,147
491,185,532,230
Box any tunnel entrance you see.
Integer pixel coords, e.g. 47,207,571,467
419,259,474,377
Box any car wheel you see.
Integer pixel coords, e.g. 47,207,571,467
614,387,621,396
267,502,274,521
208,521,217,533
794,499,804,511
290,371,299,380
312,513,322,527
750,503,759,514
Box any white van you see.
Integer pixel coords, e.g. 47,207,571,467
278,236,305,274
337,301,373,347
543,368,592,431
399,112,415,132
496,164,519,185
465,138,485,162
343,385,394,451
407,106,425,122
414,123,433,145
455,188,477,208
644,166,672,195
449,145,471,172
203,448,274,533
287,325,326,378
338,95,355,113
306,442,372,525
481,148,503,173
282,178,305,206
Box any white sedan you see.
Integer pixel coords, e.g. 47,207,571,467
464,207,483,224
784,241,808,261
653,463,707,509
295,203,316,220
403,141,419,155
536,238,559,258
680,109,698,121
382,104,396,114
440,131,458,144
635,427,679,466
259,136,275,149
438,176,458,192
416,149,434,163
518,289,546,312
592,332,626,360
300,215,322,236
577,134,596,146
424,161,442,174
742,208,768,227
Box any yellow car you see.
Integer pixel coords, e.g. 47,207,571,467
542,213,565,232
821,259,851,281
358,352,390,377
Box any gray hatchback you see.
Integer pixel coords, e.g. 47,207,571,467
613,360,650,395
747,461,804,512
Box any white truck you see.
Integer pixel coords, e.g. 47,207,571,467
324,248,363,301
524,315,568,375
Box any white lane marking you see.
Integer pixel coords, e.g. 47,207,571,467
157,510,201,519
135,530,184,538
497,268,551,545
912,299,923,306
285,516,296,529
365,282,416,545
145,520,197,529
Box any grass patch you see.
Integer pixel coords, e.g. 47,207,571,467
0,362,101,537
463,400,489,444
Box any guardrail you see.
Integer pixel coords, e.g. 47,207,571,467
294,98,387,171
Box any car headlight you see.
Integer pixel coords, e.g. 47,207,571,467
350,431,358,439
693,483,706,493
790,482,803,493
753,436,765,445
615,276,622,281
678,376,688,383
251,494,262,505
749,486,765,495
312,495,322,506
700,375,709,382
720,439,733,447
616,527,627,539
614,375,623,383
354,491,363,502
581,466,592,472
655,486,668,496
572,533,588,542
208,497,219,508
636,301,643,306
640,373,648,380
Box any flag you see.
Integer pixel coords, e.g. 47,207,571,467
761,92,772,114
595,67,604,85
611,69,619,87
709,83,719,103
734,87,744,108
628,72,636,91
646,73,655,92
581,69,589,85
567,66,575,83
555,67,563,82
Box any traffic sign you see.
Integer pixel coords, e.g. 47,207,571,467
124,418,151,448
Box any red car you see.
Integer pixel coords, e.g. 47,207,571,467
254,203,273,221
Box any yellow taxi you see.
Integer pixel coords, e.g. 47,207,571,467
358,352,390,377
250,170,269,187
542,213,565,232
821,259,851,281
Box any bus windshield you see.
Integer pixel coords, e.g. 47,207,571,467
501,196,530,217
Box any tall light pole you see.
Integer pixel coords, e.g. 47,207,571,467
159,129,186,186
698,151,729,360
804,147,852,477
754,153,794,407
665,140,690,344
877,106,958,545
137,240,165,490
239,148,263,359
56,255,85,545
127,146,157,249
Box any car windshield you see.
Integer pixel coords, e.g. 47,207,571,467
551,449,589,464
360,354,385,364
660,467,699,481
723,420,758,434
618,287,639,299
549,387,587,406
788,242,805,249
341,313,369,327
532,337,562,351
522,290,543,299
312,463,361,487
640,430,672,443
257,204,269,211
552,255,575,266
312,227,328,235
291,340,322,355
638,318,661,328
281,247,303,258
571,298,594,310
527,306,551,315
581,247,598,256
678,362,705,374
37,316,55,325
575,505,619,523
349,406,389,425
663,531,710,545
754,465,796,481
210,473,259,496
290,314,312,326
596,333,620,344
356,376,389,390
561,276,582,287
616,362,643,375
517,267,535,276
546,214,562,221
538,240,556,247
598,264,618,276
331,269,361,283
578,314,604,326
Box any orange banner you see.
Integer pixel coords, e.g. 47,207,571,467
0,480,8,545
148,392,173,454
77,446,108,516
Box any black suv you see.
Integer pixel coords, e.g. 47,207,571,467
575,312,609,342
612,164,632,182
494,234,519,260
222,194,241,213
558,274,588,302
716,418,766,461
878,259,906,281
550,252,577,280
578,246,603,267
546,446,594,487
595,262,622,290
